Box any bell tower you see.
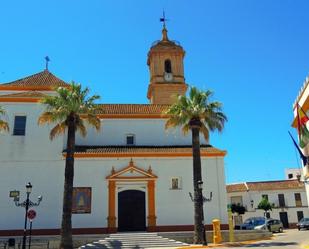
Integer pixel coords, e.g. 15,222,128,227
147,24,188,104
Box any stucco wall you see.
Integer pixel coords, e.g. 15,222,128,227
0,101,227,232
0,156,227,231
0,103,64,161
75,119,207,147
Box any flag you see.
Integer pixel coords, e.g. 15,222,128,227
296,104,309,148
288,131,308,166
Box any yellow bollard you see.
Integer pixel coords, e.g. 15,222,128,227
212,219,222,244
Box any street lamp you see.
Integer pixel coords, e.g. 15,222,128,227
13,183,42,249
189,180,213,246
26,182,32,194
250,200,254,209
198,180,203,190
189,181,213,203
197,180,207,246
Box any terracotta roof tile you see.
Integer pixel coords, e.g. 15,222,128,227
0,70,69,90
226,183,247,193
71,145,226,157
246,180,304,191
227,180,304,193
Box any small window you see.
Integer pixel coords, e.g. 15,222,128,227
297,211,304,221
13,116,26,136
164,59,172,73
126,134,135,145
295,193,302,207
171,177,181,190
278,194,285,207
231,196,243,206
288,173,293,179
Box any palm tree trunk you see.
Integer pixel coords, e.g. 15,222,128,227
60,116,75,249
190,119,207,245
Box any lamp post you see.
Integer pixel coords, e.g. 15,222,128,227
13,183,42,249
250,200,254,209
189,180,213,246
197,180,207,246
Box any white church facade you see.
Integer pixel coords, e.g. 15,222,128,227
0,26,228,235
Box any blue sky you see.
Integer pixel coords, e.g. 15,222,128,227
1,0,308,183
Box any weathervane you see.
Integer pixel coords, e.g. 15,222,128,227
45,56,50,70
160,10,168,28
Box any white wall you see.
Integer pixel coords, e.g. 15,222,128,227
73,156,227,228
0,100,227,231
76,119,207,147
0,103,64,161
302,165,309,207
285,168,302,180
0,161,64,230
0,156,227,230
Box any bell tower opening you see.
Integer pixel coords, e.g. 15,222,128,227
164,59,172,73
147,22,188,105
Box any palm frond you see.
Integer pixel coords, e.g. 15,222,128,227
86,114,101,131
39,81,102,137
181,123,191,136
163,85,227,141
0,120,9,132
0,106,5,115
0,106,9,132
200,124,210,142
50,122,67,140
76,118,87,137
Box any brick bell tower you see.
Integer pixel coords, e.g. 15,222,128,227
147,23,188,104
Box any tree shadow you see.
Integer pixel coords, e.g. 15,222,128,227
239,241,298,247
108,239,123,249
90,241,110,248
108,239,142,249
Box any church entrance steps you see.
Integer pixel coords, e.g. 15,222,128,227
78,232,189,249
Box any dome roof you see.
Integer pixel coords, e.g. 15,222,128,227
147,26,185,65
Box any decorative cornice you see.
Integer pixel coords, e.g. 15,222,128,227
106,159,157,180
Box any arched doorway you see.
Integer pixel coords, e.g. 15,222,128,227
106,160,157,232
118,190,146,231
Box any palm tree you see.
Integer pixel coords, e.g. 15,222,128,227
165,86,227,245
0,106,9,132
38,82,101,249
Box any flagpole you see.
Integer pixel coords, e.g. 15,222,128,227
288,131,308,167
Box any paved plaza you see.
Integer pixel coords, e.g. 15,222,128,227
206,229,309,249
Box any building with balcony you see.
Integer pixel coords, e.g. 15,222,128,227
227,172,309,228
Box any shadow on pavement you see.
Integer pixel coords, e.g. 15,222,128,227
237,241,298,247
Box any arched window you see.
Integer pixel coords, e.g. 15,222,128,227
164,59,172,73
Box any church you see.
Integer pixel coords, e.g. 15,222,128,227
0,25,228,235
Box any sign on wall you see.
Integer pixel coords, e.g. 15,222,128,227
9,190,20,198
72,187,92,214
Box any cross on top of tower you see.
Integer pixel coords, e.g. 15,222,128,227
45,56,50,71
159,11,169,41
159,11,168,29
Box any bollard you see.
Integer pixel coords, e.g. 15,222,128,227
228,206,235,242
212,219,222,244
